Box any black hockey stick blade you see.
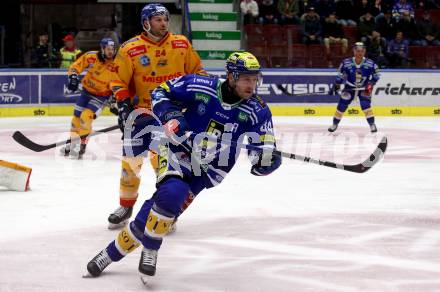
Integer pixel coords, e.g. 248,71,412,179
12,124,119,152
343,136,388,173
272,136,387,173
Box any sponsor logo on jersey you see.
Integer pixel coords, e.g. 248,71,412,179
142,72,183,83
156,59,167,67
206,119,225,138
87,57,96,64
215,111,230,120
238,111,248,122
171,40,188,49
127,45,146,58
195,93,211,104
140,55,150,67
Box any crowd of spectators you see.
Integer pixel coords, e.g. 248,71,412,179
31,32,82,69
242,0,440,68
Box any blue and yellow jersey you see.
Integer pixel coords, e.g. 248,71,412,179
152,74,276,187
336,57,380,90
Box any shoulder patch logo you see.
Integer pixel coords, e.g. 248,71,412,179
195,93,211,104
238,111,249,122
127,45,147,58
171,40,189,49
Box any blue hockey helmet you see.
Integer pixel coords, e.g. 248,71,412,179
100,37,115,49
141,3,170,27
225,52,261,80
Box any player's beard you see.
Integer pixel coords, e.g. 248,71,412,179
147,25,168,41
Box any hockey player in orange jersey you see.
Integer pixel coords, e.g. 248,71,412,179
61,38,117,159
107,3,205,228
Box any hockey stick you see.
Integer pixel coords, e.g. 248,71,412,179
187,133,388,173
12,125,119,152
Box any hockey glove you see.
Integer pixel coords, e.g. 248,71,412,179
117,99,134,133
67,74,79,92
250,151,282,176
164,117,188,138
363,83,374,97
328,84,341,95
108,97,119,116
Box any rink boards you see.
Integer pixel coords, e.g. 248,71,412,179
0,68,439,117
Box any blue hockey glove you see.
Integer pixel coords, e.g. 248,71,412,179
328,84,341,95
67,74,79,92
250,152,282,176
117,99,134,133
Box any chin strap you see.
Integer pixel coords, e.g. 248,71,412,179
143,21,163,42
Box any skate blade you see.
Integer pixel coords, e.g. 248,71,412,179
107,221,128,230
139,274,153,286
82,271,95,278
68,155,82,160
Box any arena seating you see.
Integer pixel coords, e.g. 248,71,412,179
244,17,440,69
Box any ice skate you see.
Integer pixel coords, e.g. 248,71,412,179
69,142,86,159
167,219,178,235
139,248,158,285
60,143,71,156
328,124,338,132
370,123,378,133
83,249,112,278
108,206,133,229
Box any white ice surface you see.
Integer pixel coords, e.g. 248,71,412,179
0,116,439,292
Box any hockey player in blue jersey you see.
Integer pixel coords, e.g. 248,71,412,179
84,52,282,281
328,42,380,133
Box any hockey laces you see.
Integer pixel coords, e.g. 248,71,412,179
113,206,128,217
141,249,157,266
94,250,112,270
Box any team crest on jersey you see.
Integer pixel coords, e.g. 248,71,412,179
197,103,206,115
140,55,150,67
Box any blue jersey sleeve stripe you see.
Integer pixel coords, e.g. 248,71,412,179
238,106,257,125
187,84,217,95
240,104,259,124
186,88,217,98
